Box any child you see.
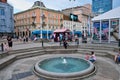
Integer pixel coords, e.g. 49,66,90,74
85,53,90,60
3,42,8,52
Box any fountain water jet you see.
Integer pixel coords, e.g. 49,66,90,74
62,58,67,64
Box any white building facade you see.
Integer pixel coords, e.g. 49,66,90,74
63,20,83,32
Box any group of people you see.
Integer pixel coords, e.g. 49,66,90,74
51,33,73,42
23,36,29,43
18,36,29,43
84,50,120,64
1,36,13,52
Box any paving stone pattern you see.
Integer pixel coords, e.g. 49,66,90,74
9,71,33,80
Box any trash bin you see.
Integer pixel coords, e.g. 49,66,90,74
1,43,4,52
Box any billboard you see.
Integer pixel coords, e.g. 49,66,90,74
70,13,78,21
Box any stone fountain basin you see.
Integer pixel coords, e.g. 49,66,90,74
33,55,96,79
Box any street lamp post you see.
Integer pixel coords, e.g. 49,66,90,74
47,23,48,39
40,15,43,39
41,13,44,47
69,0,75,36
40,0,44,47
46,14,49,40
40,5,43,39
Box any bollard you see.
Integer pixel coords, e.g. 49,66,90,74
118,39,120,47
42,40,44,47
60,41,62,46
1,43,4,52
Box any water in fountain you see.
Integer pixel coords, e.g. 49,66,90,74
37,57,94,73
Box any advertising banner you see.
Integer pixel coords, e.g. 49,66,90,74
101,21,109,41
93,22,100,41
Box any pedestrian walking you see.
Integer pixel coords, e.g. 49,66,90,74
7,36,13,50
26,36,29,42
63,40,68,49
23,36,26,43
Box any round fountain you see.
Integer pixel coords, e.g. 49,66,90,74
33,55,96,80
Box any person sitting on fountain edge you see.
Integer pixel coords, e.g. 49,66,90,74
89,51,96,63
85,53,90,60
114,49,120,64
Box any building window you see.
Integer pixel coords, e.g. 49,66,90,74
0,19,5,25
10,9,13,18
0,7,5,15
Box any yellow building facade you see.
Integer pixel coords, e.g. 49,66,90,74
14,7,63,37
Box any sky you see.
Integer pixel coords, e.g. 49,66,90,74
7,0,92,13
7,0,120,13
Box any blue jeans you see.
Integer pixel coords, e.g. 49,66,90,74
116,56,120,63
118,57,120,62
90,59,95,63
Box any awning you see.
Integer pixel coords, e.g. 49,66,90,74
74,31,82,34
54,28,71,33
32,30,53,34
92,7,120,21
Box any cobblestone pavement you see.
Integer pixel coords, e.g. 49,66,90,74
0,54,120,80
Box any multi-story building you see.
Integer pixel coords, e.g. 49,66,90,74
62,4,92,34
0,0,14,37
14,1,63,37
92,0,112,15
63,20,82,32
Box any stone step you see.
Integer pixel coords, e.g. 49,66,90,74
79,45,115,51
8,46,78,55
0,50,45,70
79,44,117,48
79,46,114,51
78,48,116,54
15,50,45,59
44,46,78,49
77,49,116,59
0,55,16,70
0,52,9,59
8,47,43,54
0,47,116,70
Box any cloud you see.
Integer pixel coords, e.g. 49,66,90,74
8,0,33,11
44,0,91,10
